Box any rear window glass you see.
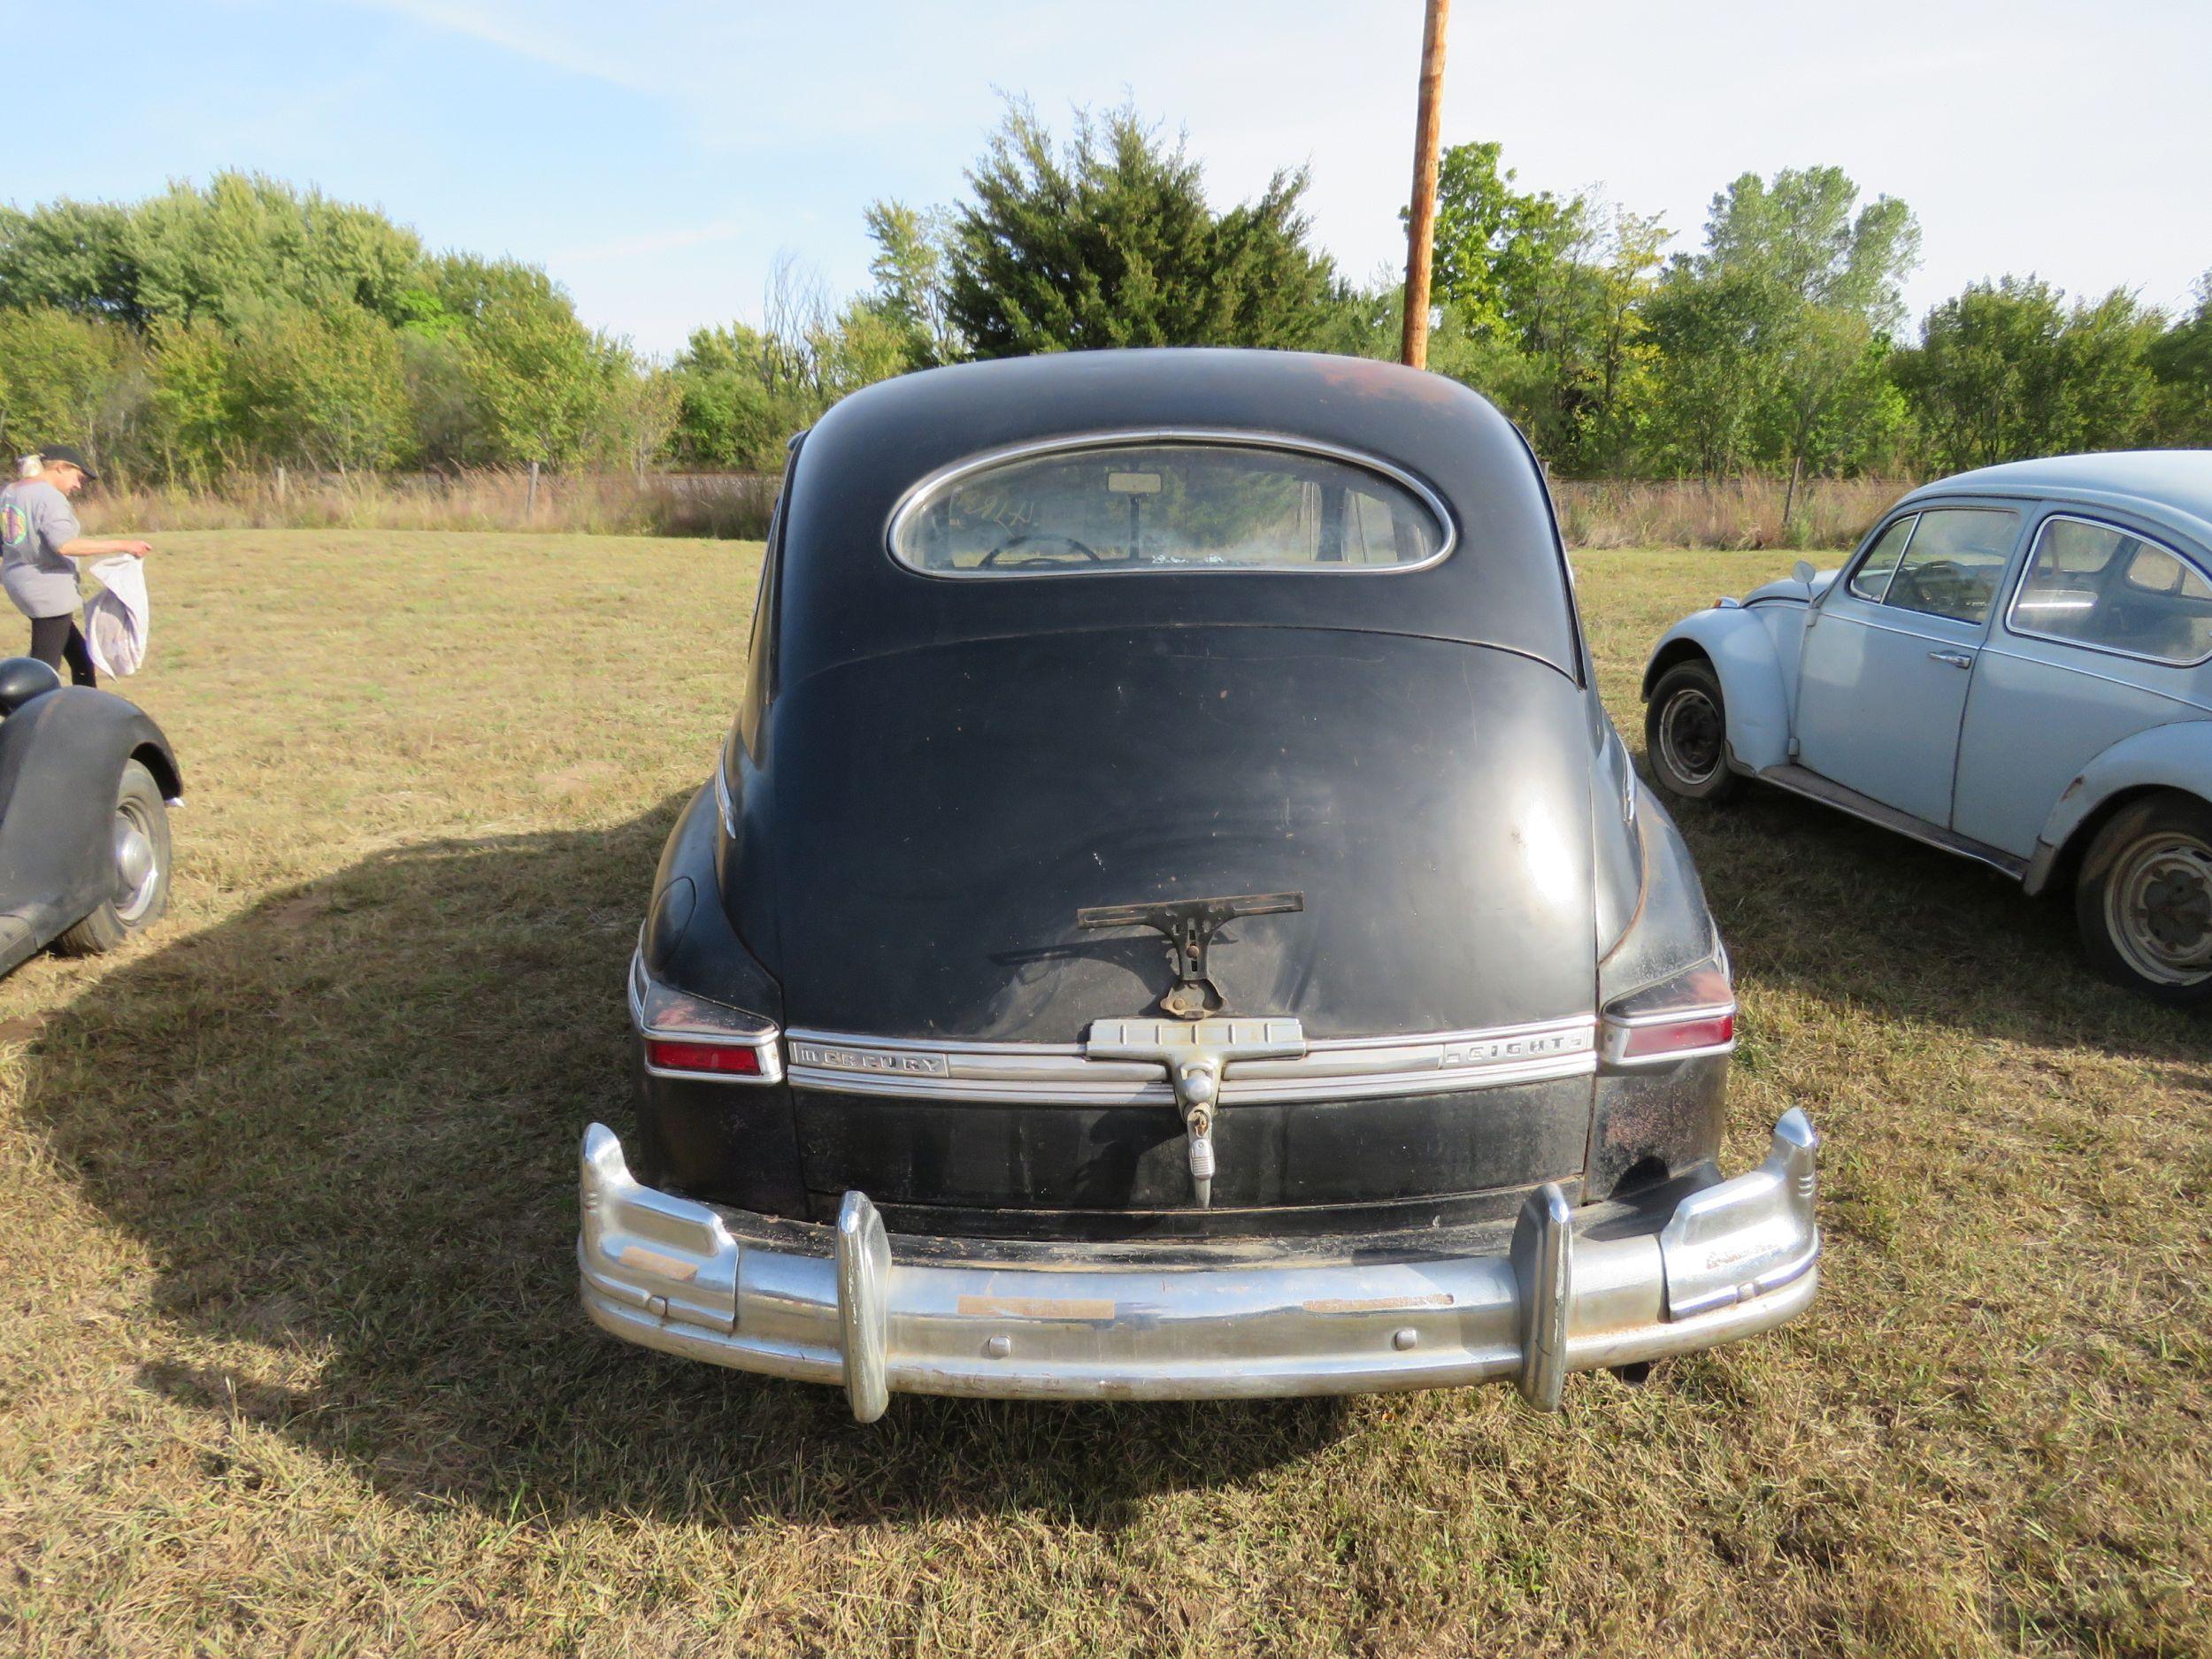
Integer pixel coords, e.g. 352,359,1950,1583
2010,516,2212,664
891,441,1450,575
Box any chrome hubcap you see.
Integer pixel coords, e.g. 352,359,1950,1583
111,803,159,924
2107,832,2212,985
1659,687,1724,785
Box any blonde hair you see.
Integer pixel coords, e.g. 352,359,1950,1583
13,455,38,480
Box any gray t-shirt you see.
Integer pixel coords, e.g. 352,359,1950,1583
0,479,83,619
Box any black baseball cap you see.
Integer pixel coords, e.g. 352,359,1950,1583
37,444,98,480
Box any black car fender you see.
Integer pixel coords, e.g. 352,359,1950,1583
0,687,181,969
632,780,804,1210
1589,786,1730,1196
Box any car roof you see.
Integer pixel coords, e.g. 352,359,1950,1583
772,349,1584,688
1904,450,2212,547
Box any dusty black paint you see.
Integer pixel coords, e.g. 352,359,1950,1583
634,350,1731,1234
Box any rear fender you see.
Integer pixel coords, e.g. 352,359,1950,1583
2024,719,2212,895
0,687,180,959
1641,609,1793,774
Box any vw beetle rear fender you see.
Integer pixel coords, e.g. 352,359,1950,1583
2026,718,2212,895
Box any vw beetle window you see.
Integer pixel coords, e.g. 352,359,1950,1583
1877,506,2016,624
1848,513,1916,601
2010,516,2212,664
893,440,1448,574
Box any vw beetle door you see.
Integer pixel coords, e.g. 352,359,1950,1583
1793,504,2024,825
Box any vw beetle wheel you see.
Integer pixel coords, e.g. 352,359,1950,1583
2077,793,2212,1008
54,759,173,957
1645,661,1738,803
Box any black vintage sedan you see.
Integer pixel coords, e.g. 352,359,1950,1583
580,349,1818,1419
0,657,179,975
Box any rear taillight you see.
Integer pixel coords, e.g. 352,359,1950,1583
1601,955,1737,1066
630,949,783,1083
643,1039,764,1076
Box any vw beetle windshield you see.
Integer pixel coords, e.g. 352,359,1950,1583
892,441,1450,575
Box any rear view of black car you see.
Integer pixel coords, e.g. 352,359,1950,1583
580,349,1818,1419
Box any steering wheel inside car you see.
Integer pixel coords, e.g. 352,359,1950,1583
1893,557,1968,609
978,533,1103,568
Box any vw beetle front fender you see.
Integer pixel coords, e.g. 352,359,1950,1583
2025,719,2212,895
1642,609,1793,775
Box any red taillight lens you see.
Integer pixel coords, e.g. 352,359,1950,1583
1612,1008,1735,1062
1601,954,1737,1065
645,1039,764,1076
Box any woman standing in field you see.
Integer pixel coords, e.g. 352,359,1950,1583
1,444,151,687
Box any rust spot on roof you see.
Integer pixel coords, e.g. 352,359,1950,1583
1308,357,1463,405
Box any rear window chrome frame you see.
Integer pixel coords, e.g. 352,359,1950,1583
885,428,1458,581
2001,511,2212,671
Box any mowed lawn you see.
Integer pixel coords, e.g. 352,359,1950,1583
1,530,2206,1657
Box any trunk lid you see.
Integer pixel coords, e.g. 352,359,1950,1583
764,626,1597,1042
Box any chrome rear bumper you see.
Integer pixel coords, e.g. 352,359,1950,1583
578,1110,1819,1420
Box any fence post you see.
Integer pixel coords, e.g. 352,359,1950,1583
526,460,540,521
275,465,287,506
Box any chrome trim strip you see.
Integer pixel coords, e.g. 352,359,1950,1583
712,752,739,838
784,1016,1597,1104
630,949,785,1085
884,427,1458,580
2001,511,2212,671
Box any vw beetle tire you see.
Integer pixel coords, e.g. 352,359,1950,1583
1645,661,1738,803
2075,793,2212,1008
55,760,173,956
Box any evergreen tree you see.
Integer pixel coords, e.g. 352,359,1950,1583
945,102,1335,357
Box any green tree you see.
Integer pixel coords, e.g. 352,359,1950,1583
1409,147,1669,472
1894,276,2162,470
1422,142,1586,345
430,256,621,467
668,323,808,470
945,102,1335,356
144,319,236,483
864,200,962,367
1647,166,1919,485
227,303,409,472
0,308,138,458
0,199,143,323
2149,272,2212,446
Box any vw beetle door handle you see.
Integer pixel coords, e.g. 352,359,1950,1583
1928,650,1975,670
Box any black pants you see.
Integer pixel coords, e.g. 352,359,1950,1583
27,614,96,687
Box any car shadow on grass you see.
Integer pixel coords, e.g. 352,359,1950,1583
21,795,1350,1529
1655,772,2208,1062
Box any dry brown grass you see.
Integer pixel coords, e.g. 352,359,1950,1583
0,532,2204,1656
1552,475,1909,550
83,470,780,541
82,472,1908,554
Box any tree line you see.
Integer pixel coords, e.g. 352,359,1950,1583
2,104,2205,492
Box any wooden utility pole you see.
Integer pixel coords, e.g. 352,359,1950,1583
1400,0,1451,369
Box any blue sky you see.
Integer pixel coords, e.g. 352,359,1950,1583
17,0,2211,356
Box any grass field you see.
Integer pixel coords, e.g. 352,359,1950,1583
1,530,2205,1657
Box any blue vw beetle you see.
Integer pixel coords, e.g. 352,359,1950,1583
1643,451,2212,1005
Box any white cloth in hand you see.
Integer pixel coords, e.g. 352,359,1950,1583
85,555,150,677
